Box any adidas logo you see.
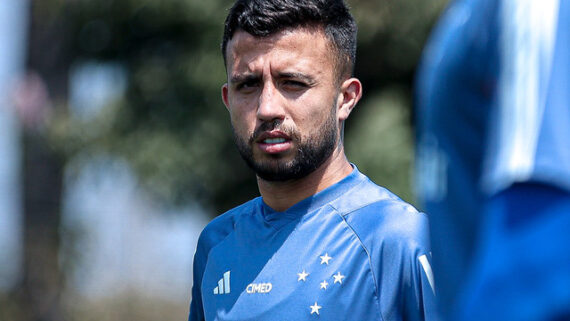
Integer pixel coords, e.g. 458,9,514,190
213,271,231,295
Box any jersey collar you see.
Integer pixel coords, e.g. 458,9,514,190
260,164,367,224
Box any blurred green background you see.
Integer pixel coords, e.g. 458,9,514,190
0,0,447,320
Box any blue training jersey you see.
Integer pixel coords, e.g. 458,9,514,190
415,0,570,318
189,166,437,321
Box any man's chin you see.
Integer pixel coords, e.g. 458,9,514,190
248,159,306,182
252,163,294,182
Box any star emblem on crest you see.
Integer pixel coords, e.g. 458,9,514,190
298,270,309,282
296,251,347,316
310,302,322,315
333,272,345,284
319,253,332,265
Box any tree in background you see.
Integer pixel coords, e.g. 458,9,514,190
7,2,74,320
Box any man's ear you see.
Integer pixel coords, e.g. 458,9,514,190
337,78,362,121
222,83,230,111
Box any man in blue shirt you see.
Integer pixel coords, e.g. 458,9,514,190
416,0,570,320
189,0,437,320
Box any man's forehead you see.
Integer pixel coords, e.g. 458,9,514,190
227,30,282,56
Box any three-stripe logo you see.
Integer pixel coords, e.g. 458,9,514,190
214,271,231,295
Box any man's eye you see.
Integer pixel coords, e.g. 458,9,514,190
283,80,307,88
237,81,258,91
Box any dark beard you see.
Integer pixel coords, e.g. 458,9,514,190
233,111,338,182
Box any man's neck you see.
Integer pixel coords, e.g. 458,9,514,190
257,151,353,212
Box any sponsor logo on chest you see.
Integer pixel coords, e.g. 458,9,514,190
246,282,273,294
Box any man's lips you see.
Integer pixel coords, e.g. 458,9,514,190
256,131,292,154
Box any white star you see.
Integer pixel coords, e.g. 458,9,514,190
333,272,345,284
298,270,309,282
310,302,322,315
320,280,329,290
320,253,332,265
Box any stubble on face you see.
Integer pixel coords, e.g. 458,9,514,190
233,102,339,182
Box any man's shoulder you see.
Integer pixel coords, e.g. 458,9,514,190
336,179,430,252
197,197,261,252
334,176,422,222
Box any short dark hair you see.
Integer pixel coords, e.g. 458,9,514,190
222,0,357,81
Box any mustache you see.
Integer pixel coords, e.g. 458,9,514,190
249,119,296,143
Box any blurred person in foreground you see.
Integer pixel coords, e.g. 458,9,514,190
416,0,570,320
188,0,438,320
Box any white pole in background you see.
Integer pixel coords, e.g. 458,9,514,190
0,0,29,290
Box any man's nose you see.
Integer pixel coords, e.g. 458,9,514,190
257,82,285,122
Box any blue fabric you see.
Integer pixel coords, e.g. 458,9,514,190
189,167,437,320
458,184,570,321
415,0,570,320
415,0,499,314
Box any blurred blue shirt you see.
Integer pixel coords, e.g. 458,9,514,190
416,0,570,319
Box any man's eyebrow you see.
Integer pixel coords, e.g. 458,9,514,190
229,73,259,84
278,72,316,84
229,72,316,84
